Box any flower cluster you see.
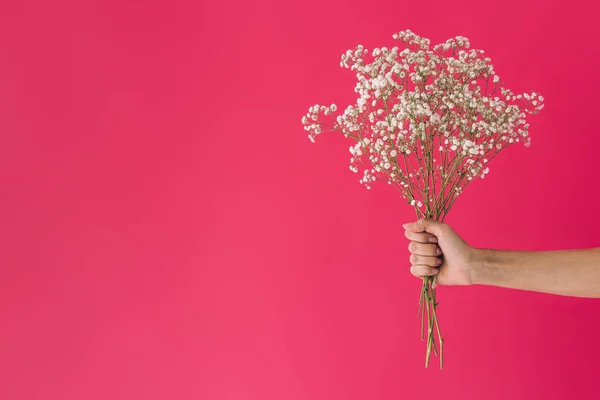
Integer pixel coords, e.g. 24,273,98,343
302,30,543,220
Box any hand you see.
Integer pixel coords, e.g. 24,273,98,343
403,219,478,286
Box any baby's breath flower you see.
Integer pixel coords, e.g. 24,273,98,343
302,29,543,214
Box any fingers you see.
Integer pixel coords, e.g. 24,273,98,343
404,229,438,244
410,265,439,277
402,218,447,238
410,253,442,267
403,218,447,280
408,241,442,256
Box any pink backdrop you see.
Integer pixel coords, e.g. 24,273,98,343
1,0,599,399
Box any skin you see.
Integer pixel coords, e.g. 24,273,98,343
403,219,600,298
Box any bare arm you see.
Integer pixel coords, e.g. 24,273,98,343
473,248,600,297
403,219,600,298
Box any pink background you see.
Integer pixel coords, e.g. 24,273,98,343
1,0,599,399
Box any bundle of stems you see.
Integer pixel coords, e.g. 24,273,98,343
412,202,447,368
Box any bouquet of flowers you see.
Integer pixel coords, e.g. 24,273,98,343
302,30,544,368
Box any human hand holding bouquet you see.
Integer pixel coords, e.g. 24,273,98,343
403,219,475,286
302,30,543,368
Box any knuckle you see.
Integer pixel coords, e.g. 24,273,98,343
420,244,430,255
428,244,438,255
409,254,418,264
415,242,424,253
408,242,416,252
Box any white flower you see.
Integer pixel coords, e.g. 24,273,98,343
304,31,543,195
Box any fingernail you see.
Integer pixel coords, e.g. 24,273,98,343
436,248,442,255
429,236,437,243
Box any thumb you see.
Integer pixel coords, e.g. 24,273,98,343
403,218,447,237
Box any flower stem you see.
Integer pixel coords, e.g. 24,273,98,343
419,275,444,369
431,286,444,369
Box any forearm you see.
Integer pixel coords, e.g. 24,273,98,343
471,248,600,298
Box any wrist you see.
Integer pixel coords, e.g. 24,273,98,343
468,248,488,285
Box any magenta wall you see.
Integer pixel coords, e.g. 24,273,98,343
1,0,599,399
